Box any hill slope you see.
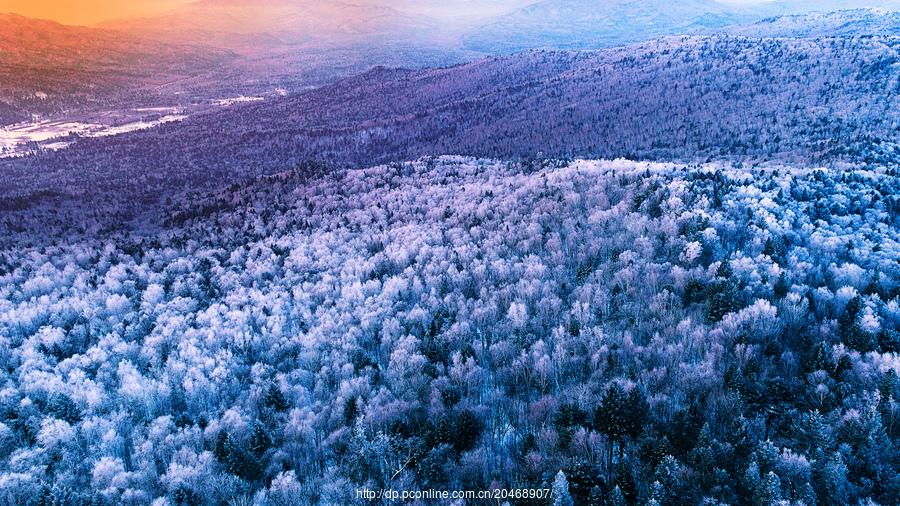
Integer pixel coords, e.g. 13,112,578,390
0,14,234,124
100,0,441,51
725,8,900,38
4,26,898,203
463,0,900,53
0,157,898,504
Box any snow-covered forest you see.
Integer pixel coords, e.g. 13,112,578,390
1,157,897,505
2,6,900,506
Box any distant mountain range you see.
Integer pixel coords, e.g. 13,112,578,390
5,8,899,207
7,1,900,128
464,0,900,52
0,3,464,126
99,0,442,52
0,13,234,124
93,0,477,101
726,7,900,38
463,0,758,52
93,0,900,57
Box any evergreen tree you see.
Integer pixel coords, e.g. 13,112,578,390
814,452,853,506
690,424,718,490
249,422,272,457
800,481,817,506
264,384,290,412
707,281,742,322
214,430,230,463
225,441,264,482
595,384,629,473
452,409,483,453
753,471,782,506
172,486,202,506
587,485,604,506
343,396,359,426
555,403,590,448
564,460,603,505
653,455,681,505
773,273,789,299
716,259,733,279
839,296,877,352
763,236,787,265
793,411,833,456
608,485,626,506
648,480,666,506
46,394,81,424
553,471,574,506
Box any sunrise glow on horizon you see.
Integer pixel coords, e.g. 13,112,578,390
0,0,192,25
0,0,818,27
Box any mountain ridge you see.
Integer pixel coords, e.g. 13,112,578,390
4,20,899,204
98,0,442,51
463,0,900,52
724,7,900,38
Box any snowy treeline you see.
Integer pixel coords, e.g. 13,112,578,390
724,8,900,39
0,157,897,505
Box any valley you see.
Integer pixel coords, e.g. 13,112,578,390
0,13,237,126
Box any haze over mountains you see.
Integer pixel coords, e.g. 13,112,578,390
99,0,442,51
2,5,900,206
0,13,233,124
725,7,900,38
463,0,767,52
95,0,900,55
95,0,478,95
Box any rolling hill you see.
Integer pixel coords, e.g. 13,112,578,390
725,7,900,38
99,0,442,52
463,0,900,53
0,13,234,124
94,0,474,99
5,15,899,200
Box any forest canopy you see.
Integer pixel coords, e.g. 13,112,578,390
0,157,897,505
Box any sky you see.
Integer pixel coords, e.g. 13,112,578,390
0,0,886,27
0,0,191,25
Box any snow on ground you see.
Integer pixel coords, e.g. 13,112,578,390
0,114,187,157
90,114,187,137
213,96,265,107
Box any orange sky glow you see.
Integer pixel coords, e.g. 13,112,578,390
0,0,192,25
0,1,547,27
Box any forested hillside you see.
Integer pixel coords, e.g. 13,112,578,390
0,157,897,504
4,29,899,204
460,0,760,53
724,8,900,38
462,1,900,53
0,14,234,125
